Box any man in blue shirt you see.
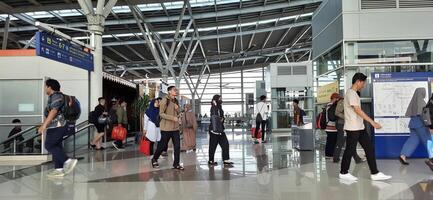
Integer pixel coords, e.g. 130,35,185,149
38,79,77,178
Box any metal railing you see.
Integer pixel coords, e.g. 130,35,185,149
0,120,92,155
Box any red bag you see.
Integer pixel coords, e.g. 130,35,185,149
139,137,151,156
251,127,262,139
112,124,127,140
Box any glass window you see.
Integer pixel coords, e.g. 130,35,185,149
345,40,433,65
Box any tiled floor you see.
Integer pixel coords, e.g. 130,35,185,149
0,130,432,200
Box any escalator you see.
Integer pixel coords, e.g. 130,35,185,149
0,121,96,164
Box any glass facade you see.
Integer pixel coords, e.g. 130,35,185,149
345,40,433,65
158,68,265,116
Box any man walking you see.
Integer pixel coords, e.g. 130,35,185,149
339,73,392,181
151,86,184,170
38,79,78,178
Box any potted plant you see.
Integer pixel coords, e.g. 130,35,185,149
131,94,150,132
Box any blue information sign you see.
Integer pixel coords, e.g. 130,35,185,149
35,31,93,71
372,72,433,158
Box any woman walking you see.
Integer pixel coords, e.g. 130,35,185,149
399,88,433,171
181,104,197,152
143,98,162,155
208,95,233,167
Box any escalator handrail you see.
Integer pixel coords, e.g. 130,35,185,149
62,123,94,141
0,126,38,145
0,120,89,146
1,121,92,154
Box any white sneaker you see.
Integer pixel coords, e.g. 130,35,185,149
371,172,392,181
339,173,358,181
47,169,65,178
63,159,78,174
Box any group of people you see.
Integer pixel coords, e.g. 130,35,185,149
90,97,128,150
147,86,233,170
322,72,433,183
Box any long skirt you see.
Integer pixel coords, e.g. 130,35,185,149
182,128,196,151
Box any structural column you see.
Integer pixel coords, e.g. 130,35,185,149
90,32,103,108
78,0,118,108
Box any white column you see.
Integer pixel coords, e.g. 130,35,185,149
90,32,103,108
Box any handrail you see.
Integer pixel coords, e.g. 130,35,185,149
0,120,89,145
0,126,38,145
63,124,94,141
1,121,93,154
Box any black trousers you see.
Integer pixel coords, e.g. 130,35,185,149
153,131,181,167
255,120,267,141
209,132,230,161
45,126,69,169
333,123,361,162
340,129,379,175
325,131,337,157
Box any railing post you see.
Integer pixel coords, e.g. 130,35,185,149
13,138,16,155
73,131,76,158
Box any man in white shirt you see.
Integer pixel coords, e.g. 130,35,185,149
255,95,269,143
339,73,392,182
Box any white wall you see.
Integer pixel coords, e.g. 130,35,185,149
342,0,433,41
0,56,90,124
269,62,313,89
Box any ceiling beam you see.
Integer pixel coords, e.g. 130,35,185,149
102,21,311,46
108,47,310,71
0,0,318,33
48,11,69,23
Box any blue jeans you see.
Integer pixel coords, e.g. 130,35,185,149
45,126,70,169
401,126,432,158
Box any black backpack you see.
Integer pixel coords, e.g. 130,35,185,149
327,102,338,122
89,111,97,124
316,108,327,129
63,95,81,122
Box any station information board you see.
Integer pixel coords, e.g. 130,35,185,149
35,31,93,71
372,72,433,158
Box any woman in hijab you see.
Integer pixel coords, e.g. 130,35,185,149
181,104,197,152
399,88,433,168
208,95,233,167
143,98,162,155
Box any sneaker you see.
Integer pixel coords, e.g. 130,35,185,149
112,142,119,150
47,170,65,178
63,159,78,174
339,173,358,181
339,179,357,185
371,172,392,181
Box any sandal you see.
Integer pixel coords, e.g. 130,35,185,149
172,165,185,170
151,159,159,168
208,161,218,166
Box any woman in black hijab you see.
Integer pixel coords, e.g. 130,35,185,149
208,94,233,167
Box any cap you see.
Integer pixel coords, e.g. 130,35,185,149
330,93,341,100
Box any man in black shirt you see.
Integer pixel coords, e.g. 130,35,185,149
5,119,24,152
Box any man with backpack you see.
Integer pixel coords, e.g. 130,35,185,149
333,93,364,163
38,79,78,178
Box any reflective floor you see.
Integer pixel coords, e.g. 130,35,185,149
0,130,432,200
